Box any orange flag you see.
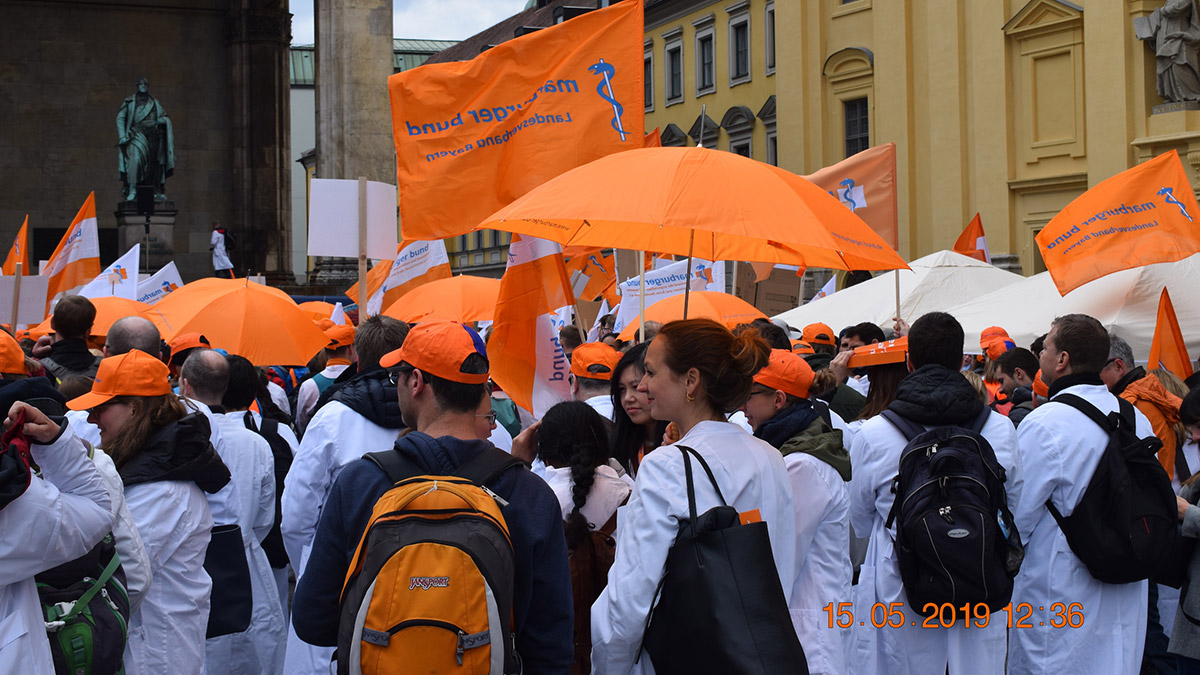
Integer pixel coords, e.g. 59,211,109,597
568,251,616,303
345,257,393,310
42,192,102,310
804,143,899,248
389,0,643,240
3,216,29,275
644,127,662,148
954,213,991,263
489,235,575,416
1036,150,1200,295
1149,287,1193,378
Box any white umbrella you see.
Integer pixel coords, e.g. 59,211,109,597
949,253,1200,361
774,250,1023,336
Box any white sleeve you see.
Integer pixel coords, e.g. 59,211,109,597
92,450,153,610
253,437,276,542
281,411,335,569
1013,414,1061,546
787,457,829,571
0,428,114,585
847,427,879,536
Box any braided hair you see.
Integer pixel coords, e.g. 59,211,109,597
537,401,612,549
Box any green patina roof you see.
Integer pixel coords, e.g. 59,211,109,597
290,39,459,86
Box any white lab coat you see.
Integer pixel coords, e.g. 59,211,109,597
64,409,102,450
265,381,290,418
1008,383,1152,674
784,452,851,675
847,408,1019,674
583,393,615,422
123,480,213,675
244,410,298,621
0,427,113,675
204,415,285,675
281,400,403,675
211,229,232,271
295,363,350,433
591,421,798,674
543,463,631,533
182,398,241,527
89,446,152,610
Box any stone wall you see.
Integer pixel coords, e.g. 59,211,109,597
0,0,236,281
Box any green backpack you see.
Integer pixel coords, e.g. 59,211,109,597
37,532,131,675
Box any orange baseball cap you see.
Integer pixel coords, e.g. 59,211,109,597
0,331,25,376
570,342,622,380
315,318,336,331
847,336,909,369
754,349,815,399
980,326,1015,361
790,340,815,355
802,322,837,347
1032,370,1049,398
325,324,355,349
169,332,209,355
379,321,489,384
66,349,172,410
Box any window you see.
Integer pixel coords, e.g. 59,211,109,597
766,131,777,166
644,49,654,110
844,97,870,157
765,3,776,74
665,38,683,103
728,14,750,84
731,140,751,157
695,26,715,95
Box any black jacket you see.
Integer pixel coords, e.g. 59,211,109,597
119,412,230,493
888,364,984,426
326,367,405,430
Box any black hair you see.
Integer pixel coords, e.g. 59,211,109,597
406,352,490,413
735,320,791,350
537,401,612,549
995,347,1039,381
844,321,886,346
857,361,909,420
1030,334,1047,356
1182,387,1200,427
223,354,291,423
908,312,964,370
609,342,667,474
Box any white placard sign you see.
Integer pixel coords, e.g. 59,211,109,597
307,178,400,259
0,275,51,325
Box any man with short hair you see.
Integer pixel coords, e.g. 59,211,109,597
569,342,621,421
838,322,885,397
292,321,573,672
558,325,582,362
282,315,409,675
994,347,1040,426
295,324,356,433
1102,335,1185,481
741,349,851,674
39,295,101,383
105,316,162,358
180,349,285,674
803,322,839,357
1008,314,1153,673
847,312,1019,674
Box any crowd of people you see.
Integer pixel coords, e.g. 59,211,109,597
4,289,1200,675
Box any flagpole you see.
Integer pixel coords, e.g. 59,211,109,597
638,250,646,342
10,263,21,331
894,269,901,325
683,230,695,320
357,176,369,319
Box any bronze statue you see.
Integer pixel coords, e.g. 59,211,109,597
117,77,174,202
1136,0,1200,103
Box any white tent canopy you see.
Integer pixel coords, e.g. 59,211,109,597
949,253,1200,362
774,250,1024,337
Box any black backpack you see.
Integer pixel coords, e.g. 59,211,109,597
882,407,1023,615
244,412,294,569
37,533,130,675
1045,394,1177,585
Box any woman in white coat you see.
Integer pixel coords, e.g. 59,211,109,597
66,350,231,675
591,319,798,674
0,402,114,675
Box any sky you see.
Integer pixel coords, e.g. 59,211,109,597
290,0,530,45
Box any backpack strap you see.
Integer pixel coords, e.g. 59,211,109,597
453,446,525,486
880,410,926,442
365,450,425,485
1042,393,1136,529
54,545,122,623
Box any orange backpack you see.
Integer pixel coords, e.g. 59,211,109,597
337,448,524,675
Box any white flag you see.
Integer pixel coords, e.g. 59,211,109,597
136,261,184,305
367,240,452,315
331,302,348,325
612,258,725,334
79,245,140,300
807,276,836,304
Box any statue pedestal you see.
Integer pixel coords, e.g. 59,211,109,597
309,256,359,285
1152,101,1200,115
114,201,176,271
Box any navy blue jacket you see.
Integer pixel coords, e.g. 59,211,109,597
292,431,574,674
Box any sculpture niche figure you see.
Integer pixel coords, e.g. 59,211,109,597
117,77,174,202
1136,0,1200,103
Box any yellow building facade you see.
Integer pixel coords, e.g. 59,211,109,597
648,0,1200,276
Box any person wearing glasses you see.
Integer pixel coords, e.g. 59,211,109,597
740,348,852,675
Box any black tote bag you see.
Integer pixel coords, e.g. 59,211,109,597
203,523,253,638
640,446,808,675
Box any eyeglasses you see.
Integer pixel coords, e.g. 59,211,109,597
1102,357,1120,369
477,411,497,425
388,366,415,386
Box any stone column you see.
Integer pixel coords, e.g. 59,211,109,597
228,0,294,283
311,0,395,284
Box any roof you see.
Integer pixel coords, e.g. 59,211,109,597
424,0,597,65
290,39,460,86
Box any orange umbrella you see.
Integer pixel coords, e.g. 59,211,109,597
478,146,909,272
382,275,501,324
151,278,328,366
297,301,353,325
617,291,767,341
29,297,167,338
